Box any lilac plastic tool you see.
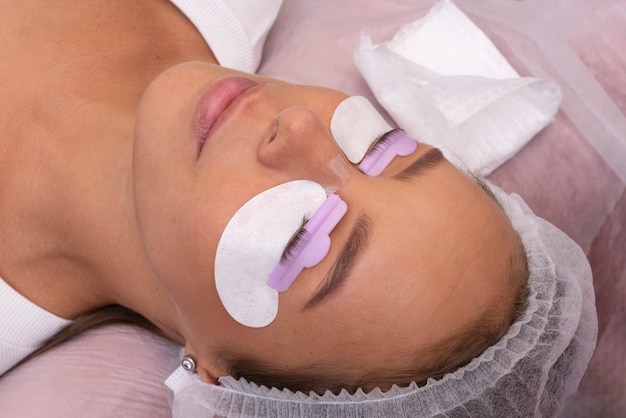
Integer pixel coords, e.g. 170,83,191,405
358,130,418,176
267,194,348,292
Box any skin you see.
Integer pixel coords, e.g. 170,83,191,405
0,0,521,384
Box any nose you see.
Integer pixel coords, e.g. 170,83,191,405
257,106,352,185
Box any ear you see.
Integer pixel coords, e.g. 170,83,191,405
197,367,220,384
184,344,227,385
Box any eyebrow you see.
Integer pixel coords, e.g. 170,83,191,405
303,215,370,310
303,147,445,310
393,147,445,180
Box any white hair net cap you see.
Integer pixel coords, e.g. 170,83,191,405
165,183,597,417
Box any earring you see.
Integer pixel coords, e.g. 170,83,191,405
181,355,198,373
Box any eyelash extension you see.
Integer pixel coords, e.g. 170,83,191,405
366,128,404,158
281,214,312,263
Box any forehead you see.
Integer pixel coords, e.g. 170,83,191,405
272,159,513,340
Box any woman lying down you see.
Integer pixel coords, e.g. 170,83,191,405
0,0,596,416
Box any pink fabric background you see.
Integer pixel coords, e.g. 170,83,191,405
1,1,623,416
0,325,180,417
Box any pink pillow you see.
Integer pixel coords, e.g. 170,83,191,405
0,325,179,417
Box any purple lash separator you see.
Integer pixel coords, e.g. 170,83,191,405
267,194,348,292
358,131,418,176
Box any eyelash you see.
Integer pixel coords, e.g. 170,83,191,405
280,129,402,263
281,214,311,263
365,129,403,158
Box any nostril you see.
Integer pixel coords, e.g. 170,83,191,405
267,119,278,144
258,108,317,158
257,124,288,169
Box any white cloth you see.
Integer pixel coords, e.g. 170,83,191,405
170,0,283,73
354,0,563,175
0,278,72,376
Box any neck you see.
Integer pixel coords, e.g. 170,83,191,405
0,0,215,338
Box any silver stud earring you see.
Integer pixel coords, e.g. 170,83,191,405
181,355,198,373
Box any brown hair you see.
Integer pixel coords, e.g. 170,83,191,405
224,240,530,395
15,305,166,370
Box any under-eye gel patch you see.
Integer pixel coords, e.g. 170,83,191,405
214,180,327,328
331,96,393,163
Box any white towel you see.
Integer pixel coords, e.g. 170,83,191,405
354,0,562,175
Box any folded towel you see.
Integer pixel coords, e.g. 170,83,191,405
354,0,562,175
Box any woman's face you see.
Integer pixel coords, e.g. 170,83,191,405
132,62,520,382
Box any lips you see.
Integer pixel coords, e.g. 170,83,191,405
193,76,258,155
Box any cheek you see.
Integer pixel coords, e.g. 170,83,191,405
140,174,282,298
143,204,232,345
141,197,213,285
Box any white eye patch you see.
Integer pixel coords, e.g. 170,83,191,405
330,96,393,163
214,180,327,328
